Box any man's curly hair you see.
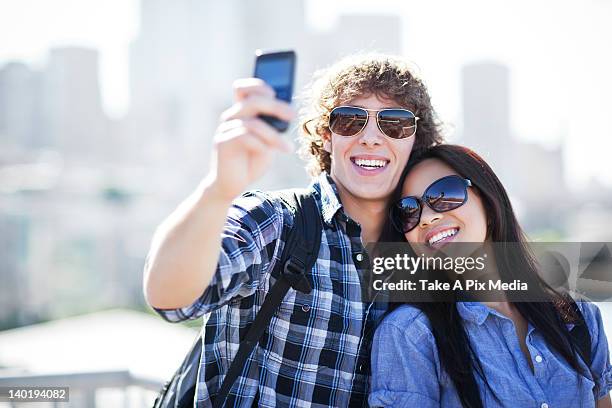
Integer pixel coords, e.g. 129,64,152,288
298,53,444,176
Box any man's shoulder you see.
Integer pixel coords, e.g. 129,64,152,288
229,185,321,227
229,190,287,225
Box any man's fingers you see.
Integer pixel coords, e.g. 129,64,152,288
219,127,268,155
241,133,269,155
242,119,293,152
220,95,295,122
216,118,244,134
232,78,275,101
217,119,293,153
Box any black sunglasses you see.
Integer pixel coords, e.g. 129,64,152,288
328,106,419,140
390,175,472,233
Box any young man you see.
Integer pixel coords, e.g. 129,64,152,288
144,54,442,407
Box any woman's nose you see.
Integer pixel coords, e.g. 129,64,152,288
419,205,442,227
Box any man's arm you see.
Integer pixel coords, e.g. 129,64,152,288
143,79,294,310
143,177,232,310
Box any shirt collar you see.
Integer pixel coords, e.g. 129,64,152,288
313,172,344,226
459,301,552,342
458,301,536,327
457,302,492,325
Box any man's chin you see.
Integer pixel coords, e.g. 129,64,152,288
331,173,393,202
346,185,391,202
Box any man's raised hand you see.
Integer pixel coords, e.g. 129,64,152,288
208,78,295,201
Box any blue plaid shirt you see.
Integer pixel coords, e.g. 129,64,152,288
153,173,387,407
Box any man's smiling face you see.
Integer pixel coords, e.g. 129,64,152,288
326,94,416,204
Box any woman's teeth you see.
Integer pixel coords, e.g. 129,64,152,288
428,228,458,246
354,158,387,169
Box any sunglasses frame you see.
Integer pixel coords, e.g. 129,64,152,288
391,175,473,233
328,105,420,140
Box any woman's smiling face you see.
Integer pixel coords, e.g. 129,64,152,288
402,158,488,247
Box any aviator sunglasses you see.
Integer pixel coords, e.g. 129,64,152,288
390,175,473,233
328,106,419,139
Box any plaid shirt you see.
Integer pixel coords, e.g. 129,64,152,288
153,173,387,407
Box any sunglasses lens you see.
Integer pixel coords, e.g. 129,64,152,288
393,197,421,233
377,109,417,139
424,176,467,212
329,107,367,136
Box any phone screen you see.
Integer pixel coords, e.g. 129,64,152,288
254,56,294,102
254,50,296,132
255,59,291,88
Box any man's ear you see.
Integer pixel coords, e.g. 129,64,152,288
323,136,332,153
323,141,332,153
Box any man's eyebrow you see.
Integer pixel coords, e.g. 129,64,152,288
347,104,404,109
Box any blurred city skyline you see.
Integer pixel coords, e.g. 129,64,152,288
2,0,612,331
2,3,611,405
0,0,406,329
1,0,611,188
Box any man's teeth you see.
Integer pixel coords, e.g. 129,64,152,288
354,159,387,169
428,228,458,245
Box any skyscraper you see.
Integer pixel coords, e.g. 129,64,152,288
461,62,514,188
0,62,44,150
43,47,108,161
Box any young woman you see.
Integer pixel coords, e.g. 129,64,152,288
369,144,612,407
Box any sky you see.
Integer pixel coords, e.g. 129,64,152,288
311,0,612,189
1,0,611,188
0,0,139,117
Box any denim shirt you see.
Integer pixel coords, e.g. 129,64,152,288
369,302,612,407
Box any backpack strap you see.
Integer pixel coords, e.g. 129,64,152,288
212,188,322,408
153,333,202,408
568,299,593,368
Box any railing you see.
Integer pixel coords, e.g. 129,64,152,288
0,370,163,407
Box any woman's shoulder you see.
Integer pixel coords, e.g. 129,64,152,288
376,304,434,342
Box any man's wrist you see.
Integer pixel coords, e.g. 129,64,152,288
196,174,236,208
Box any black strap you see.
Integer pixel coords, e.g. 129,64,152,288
212,188,322,408
568,300,592,368
153,333,202,408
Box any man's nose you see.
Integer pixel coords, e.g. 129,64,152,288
359,114,384,146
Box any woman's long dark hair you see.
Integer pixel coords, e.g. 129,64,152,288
379,144,592,408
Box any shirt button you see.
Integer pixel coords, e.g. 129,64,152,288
358,364,364,372
535,355,543,363
355,253,364,262
301,304,310,312
541,403,549,408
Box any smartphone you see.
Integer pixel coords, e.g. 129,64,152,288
253,50,296,132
